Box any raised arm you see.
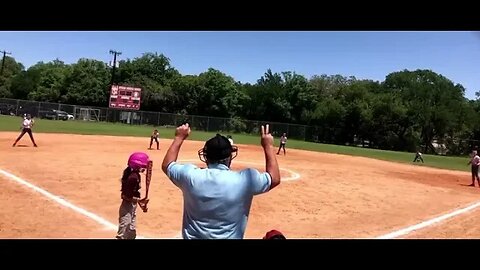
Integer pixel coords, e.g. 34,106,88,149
261,124,281,190
162,123,191,174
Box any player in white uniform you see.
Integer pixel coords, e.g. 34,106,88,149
277,133,287,155
468,150,480,187
227,135,234,146
12,114,38,147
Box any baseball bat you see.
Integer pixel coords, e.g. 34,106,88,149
146,160,152,198
140,160,153,212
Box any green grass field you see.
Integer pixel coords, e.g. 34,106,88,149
0,115,470,172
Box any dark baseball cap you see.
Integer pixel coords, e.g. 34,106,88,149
204,134,233,161
263,230,286,240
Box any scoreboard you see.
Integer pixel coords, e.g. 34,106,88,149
109,85,142,110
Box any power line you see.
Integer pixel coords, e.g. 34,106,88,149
109,50,122,85
0,50,12,75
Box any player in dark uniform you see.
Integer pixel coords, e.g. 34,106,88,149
149,129,160,150
116,152,150,239
413,150,424,163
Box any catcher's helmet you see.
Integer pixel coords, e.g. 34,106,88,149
128,152,150,170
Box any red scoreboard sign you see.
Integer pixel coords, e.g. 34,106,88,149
109,85,142,110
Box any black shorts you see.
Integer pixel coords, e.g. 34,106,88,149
471,165,479,177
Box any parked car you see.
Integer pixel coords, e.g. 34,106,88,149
0,104,15,115
44,110,74,121
66,112,74,120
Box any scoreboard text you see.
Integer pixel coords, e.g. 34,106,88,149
109,85,142,110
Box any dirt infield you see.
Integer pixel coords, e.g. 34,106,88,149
1,132,479,239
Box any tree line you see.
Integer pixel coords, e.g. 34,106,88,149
0,52,479,155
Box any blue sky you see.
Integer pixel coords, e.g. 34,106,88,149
1,31,479,99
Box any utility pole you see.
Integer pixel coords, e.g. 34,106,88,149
109,50,121,85
0,50,12,76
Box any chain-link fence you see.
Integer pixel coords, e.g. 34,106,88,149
1,97,478,154
0,98,311,140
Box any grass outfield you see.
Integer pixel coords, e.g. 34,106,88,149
0,115,470,172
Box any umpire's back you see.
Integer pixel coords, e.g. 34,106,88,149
162,127,281,239
167,161,272,239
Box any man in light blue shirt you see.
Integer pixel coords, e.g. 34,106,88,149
161,123,281,239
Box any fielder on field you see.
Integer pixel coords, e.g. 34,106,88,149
467,150,480,187
12,114,37,147
161,123,281,239
227,135,234,146
413,150,424,163
277,133,287,155
149,129,160,150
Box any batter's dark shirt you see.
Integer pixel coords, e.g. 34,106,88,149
122,172,141,199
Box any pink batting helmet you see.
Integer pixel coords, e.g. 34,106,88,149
128,152,150,170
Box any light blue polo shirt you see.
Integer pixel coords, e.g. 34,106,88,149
166,161,272,239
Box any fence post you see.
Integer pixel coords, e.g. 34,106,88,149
207,117,210,132
38,102,41,117
15,100,19,116
157,112,160,126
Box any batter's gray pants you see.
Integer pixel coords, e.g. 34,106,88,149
116,200,137,239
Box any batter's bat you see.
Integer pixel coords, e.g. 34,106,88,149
139,160,153,213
